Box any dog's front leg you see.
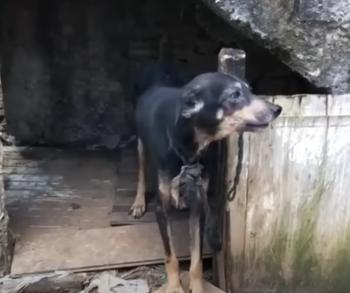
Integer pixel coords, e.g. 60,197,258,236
156,173,184,293
130,139,146,218
189,187,206,293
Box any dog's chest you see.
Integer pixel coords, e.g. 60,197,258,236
194,128,214,154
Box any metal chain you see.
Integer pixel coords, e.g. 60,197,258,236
226,134,244,201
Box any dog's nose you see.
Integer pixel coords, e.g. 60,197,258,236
272,104,282,118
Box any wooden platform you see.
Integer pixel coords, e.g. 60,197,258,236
4,147,211,275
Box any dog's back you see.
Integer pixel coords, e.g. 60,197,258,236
136,86,182,162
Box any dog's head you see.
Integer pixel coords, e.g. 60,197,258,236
181,72,282,140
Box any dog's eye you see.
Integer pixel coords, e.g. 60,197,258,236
231,90,241,99
185,99,196,107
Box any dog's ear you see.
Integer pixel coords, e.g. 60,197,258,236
181,85,204,118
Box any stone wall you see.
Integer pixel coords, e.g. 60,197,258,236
203,0,350,94
1,0,129,146
0,0,220,146
0,0,324,146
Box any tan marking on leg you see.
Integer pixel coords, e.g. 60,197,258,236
158,173,184,293
130,139,146,218
189,222,204,293
171,174,187,209
189,177,208,293
165,254,184,293
200,176,209,200
170,175,179,206
159,173,173,207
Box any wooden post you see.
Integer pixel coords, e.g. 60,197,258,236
0,77,10,276
218,48,246,78
215,48,246,292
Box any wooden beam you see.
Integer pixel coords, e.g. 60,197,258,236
0,66,10,275
0,130,10,276
218,48,246,78
215,48,246,292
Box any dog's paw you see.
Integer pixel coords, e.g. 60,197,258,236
189,279,204,293
129,201,146,218
166,284,185,293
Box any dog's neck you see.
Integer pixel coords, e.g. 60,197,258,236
168,117,211,164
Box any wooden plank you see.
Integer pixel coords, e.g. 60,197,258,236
0,80,10,276
226,134,249,293
4,148,119,234
11,221,212,275
110,208,189,226
247,107,329,290
0,141,10,276
216,47,246,291
5,146,210,276
230,94,350,292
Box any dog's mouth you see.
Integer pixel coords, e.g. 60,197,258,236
242,122,270,132
246,122,269,128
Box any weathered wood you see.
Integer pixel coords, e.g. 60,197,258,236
218,48,246,78
4,147,212,275
216,48,246,291
0,135,10,276
4,148,118,235
4,147,209,274
0,272,86,293
227,94,350,292
110,208,189,226
11,221,212,275
225,134,249,293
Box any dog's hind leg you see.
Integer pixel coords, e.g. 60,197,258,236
189,179,208,293
156,173,184,293
130,139,146,218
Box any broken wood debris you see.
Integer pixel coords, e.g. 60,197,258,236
0,271,86,293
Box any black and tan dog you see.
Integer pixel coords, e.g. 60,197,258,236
130,72,282,293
